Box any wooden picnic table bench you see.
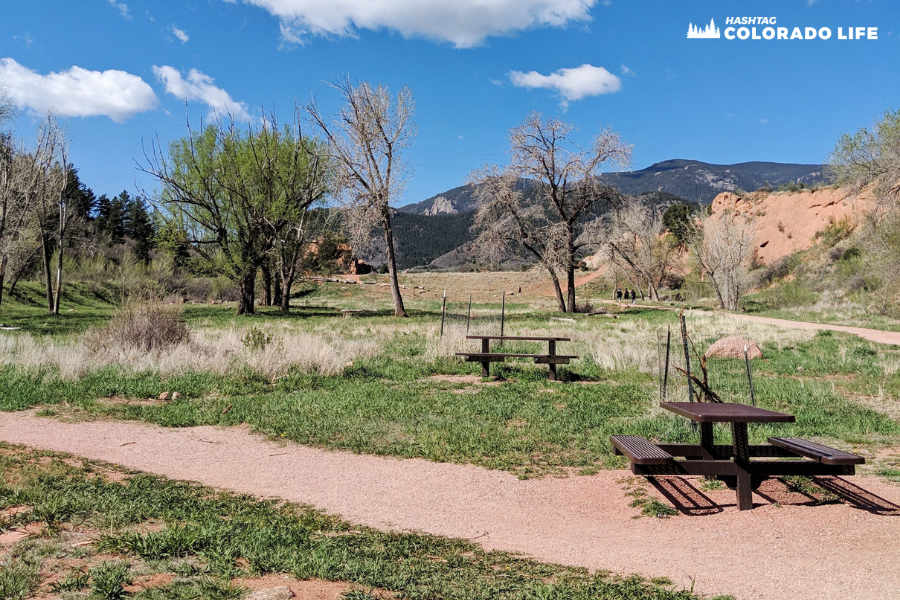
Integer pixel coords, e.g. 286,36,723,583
456,335,577,381
611,402,865,510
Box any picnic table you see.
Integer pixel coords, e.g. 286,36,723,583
611,402,865,510
456,335,577,381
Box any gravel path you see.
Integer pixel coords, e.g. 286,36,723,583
2,412,899,600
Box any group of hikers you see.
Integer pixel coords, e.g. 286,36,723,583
614,287,637,304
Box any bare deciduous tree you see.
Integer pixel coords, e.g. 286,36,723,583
602,200,682,300
0,115,69,311
470,112,631,312
307,79,416,317
690,210,756,310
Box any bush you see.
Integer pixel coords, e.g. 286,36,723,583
815,216,854,247
84,299,190,354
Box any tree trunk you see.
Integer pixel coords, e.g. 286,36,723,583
566,265,576,313
279,273,293,314
0,255,6,308
53,238,63,315
548,268,566,312
237,269,256,315
381,207,407,317
261,262,272,307
273,270,283,309
40,232,53,314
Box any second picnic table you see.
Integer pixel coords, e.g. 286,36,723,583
611,402,865,510
456,335,577,381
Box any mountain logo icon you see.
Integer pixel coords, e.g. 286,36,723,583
687,19,720,39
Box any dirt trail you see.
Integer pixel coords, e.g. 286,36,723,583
725,313,900,346
2,412,899,600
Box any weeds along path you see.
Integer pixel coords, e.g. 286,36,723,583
3,411,900,600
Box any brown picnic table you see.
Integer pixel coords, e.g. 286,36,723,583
456,335,577,381
611,402,865,510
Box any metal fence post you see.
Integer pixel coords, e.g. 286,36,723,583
744,345,757,406
681,313,693,403
500,291,506,337
440,290,447,337
662,325,671,401
466,295,472,334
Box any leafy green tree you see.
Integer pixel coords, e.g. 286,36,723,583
828,109,900,201
124,195,155,262
144,115,329,315
662,203,696,246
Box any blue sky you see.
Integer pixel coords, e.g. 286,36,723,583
1,0,898,205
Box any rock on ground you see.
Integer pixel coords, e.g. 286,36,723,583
704,336,763,360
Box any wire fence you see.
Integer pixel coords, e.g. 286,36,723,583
658,315,760,406
440,293,506,339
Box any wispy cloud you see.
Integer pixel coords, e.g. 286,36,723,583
171,26,189,43
0,58,157,122
107,0,132,20
509,63,621,108
12,33,34,48
620,64,635,76
153,66,250,121
238,0,597,48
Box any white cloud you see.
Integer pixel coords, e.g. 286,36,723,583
153,66,251,121
108,0,132,20
237,0,596,48
172,26,189,43
620,64,635,76
0,58,158,122
508,63,621,107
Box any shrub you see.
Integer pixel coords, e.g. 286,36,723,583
89,561,131,600
815,216,854,247
84,299,190,355
183,277,213,303
241,326,276,352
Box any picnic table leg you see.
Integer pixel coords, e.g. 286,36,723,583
699,422,715,460
732,422,753,511
548,340,557,381
481,338,490,378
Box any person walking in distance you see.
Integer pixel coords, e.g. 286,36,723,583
630,288,636,305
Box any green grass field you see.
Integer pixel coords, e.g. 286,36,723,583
1,277,898,479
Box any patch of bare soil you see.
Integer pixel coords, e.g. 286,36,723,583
235,575,355,600
3,412,900,600
429,374,503,386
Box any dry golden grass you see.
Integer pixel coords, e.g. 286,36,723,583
0,328,381,380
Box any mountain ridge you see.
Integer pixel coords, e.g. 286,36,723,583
399,159,825,215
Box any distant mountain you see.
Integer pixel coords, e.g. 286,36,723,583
355,210,476,270
601,159,826,203
399,159,826,214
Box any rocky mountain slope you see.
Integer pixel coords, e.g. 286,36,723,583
400,159,825,215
